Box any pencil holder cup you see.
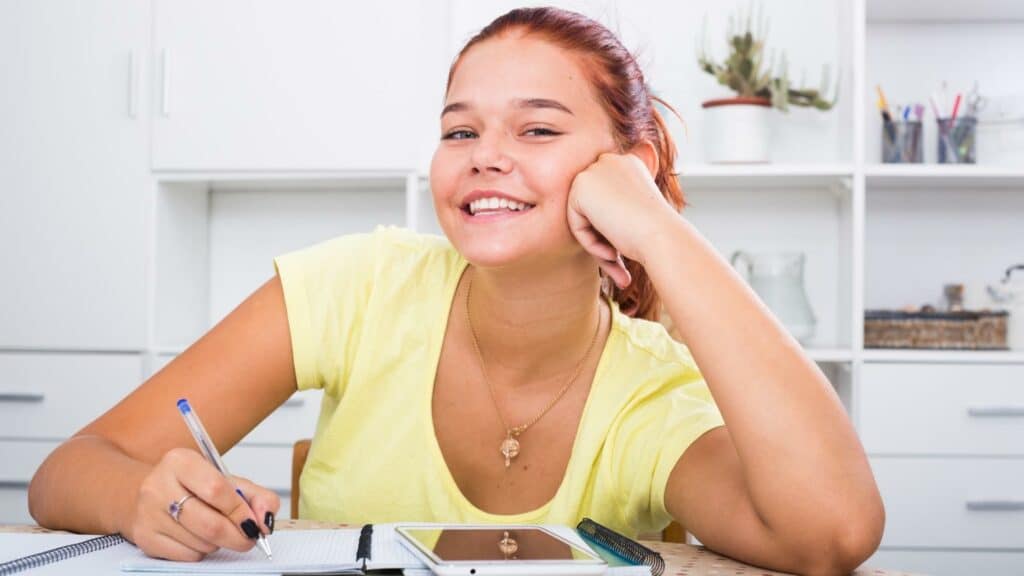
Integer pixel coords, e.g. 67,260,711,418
882,120,923,163
937,117,977,164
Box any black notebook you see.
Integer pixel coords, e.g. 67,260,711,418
576,518,665,576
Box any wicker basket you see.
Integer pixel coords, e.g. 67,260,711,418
864,310,1009,350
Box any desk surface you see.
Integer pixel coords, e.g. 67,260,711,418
1,520,916,575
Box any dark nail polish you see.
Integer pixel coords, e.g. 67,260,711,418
240,519,260,539
264,511,275,534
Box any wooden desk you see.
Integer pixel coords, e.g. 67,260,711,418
1,520,916,575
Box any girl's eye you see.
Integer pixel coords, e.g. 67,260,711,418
441,129,476,140
524,127,561,137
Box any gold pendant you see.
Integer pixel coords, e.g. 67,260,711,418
500,431,520,468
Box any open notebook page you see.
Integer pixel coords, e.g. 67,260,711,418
119,529,424,574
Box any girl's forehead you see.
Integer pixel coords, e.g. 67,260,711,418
446,35,599,110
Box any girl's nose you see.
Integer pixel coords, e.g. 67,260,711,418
470,133,513,175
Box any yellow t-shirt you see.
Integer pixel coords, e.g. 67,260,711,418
273,226,724,538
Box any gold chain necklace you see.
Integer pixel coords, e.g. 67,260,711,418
465,270,602,468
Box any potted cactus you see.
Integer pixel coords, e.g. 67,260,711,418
697,4,838,163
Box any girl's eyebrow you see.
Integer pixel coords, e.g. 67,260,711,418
441,98,575,118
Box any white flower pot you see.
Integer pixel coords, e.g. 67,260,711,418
702,97,772,164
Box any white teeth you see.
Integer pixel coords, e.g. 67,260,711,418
467,197,533,215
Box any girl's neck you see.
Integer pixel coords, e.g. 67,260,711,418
462,255,608,389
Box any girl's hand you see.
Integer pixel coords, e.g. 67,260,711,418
567,152,678,289
128,448,279,561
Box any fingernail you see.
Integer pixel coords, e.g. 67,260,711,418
264,511,275,534
240,519,260,539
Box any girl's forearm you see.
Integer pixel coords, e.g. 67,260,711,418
28,435,151,539
642,214,879,532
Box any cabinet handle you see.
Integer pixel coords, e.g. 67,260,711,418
0,393,44,403
160,49,170,117
283,398,305,408
128,50,138,118
966,500,1024,511
967,406,1024,417
0,480,30,489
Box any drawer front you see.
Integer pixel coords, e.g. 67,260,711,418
241,390,323,446
868,548,1024,576
861,363,1024,456
872,457,1024,549
223,444,294,494
0,353,142,439
0,440,58,484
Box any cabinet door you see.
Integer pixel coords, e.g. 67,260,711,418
152,0,439,171
0,0,150,350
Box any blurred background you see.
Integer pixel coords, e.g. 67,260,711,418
1,1,1023,574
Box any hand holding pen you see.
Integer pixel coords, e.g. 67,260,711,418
176,399,275,559
123,399,279,561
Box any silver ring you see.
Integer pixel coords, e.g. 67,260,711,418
168,494,193,523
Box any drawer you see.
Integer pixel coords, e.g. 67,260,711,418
871,456,1024,549
242,389,323,446
0,353,143,439
868,548,1024,576
0,440,57,484
223,444,294,494
861,363,1024,456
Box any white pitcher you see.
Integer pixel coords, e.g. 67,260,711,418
988,264,1024,350
731,251,817,344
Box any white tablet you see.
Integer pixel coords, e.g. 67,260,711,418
395,525,607,576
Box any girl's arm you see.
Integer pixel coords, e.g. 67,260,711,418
29,275,297,558
568,152,884,575
649,217,883,575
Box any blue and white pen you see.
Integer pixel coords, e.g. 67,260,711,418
177,398,273,559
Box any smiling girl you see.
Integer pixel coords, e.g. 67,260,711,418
29,7,883,575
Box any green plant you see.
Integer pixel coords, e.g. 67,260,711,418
697,4,838,112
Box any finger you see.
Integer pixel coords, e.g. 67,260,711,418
135,529,208,562
233,476,280,535
572,225,619,262
168,488,254,553
598,255,632,290
172,450,261,548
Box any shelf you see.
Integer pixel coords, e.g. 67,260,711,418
865,165,1024,189
862,349,1024,364
867,0,1024,22
677,164,854,190
806,348,855,363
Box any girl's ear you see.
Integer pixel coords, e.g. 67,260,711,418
629,140,659,179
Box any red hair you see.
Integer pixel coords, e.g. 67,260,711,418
446,7,684,321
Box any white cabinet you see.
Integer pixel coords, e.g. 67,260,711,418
151,0,445,172
0,0,150,350
862,363,1024,574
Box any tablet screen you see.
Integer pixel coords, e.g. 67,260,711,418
399,527,601,563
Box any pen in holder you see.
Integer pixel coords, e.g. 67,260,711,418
937,117,977,164
881,120,923,163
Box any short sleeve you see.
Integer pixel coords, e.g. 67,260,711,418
273,232,378,398
605,371,725,534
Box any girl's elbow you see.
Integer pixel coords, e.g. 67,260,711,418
800,499,886,575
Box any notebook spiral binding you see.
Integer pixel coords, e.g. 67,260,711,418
0,533,125,575
576,518,665,576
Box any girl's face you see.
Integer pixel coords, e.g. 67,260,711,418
430,34,618,270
